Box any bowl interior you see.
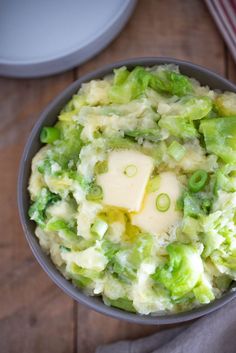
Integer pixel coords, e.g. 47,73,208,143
18,57,236,324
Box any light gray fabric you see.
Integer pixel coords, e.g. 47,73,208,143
96,300,236,353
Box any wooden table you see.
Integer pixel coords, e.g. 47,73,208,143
1,1,236,352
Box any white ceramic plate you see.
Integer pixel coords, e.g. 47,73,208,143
0,0,136,78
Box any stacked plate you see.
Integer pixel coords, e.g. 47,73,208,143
0,0,136,77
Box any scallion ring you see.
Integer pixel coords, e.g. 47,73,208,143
188,169,208,193
94,160,108,175
86,184,103,201
124,164,138,177
40,126,60,144
156,193,171,212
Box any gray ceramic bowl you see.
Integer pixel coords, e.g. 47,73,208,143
18,57,236,324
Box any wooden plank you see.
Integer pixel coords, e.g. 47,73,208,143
75,1,226,352
0,1,227,351
0,73,76,353
76,0,225,78
76,306,159,353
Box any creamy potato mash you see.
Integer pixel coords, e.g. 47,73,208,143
28,65,236,314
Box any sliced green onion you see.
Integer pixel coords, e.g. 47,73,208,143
167,141,186,161
123,164,138,177
94,160,108,175
156,193,171,212
40,126,60,144
91,219,108,239
147,176,160,193
188,170,208,193
86,184,103,201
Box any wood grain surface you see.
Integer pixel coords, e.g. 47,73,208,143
0,1,235,353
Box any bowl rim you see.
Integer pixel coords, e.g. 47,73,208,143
18,57,236,325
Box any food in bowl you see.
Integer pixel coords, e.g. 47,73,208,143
28,64,236,315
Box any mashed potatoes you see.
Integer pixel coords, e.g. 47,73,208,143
28,65,236,314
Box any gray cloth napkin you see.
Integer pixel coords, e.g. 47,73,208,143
96,299,236,353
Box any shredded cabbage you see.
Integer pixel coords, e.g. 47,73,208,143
28,65,236,315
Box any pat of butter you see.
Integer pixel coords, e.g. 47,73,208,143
97,150,153,212
131,172,181,235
